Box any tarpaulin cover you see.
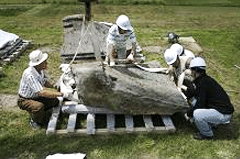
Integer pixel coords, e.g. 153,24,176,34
0,30,19,49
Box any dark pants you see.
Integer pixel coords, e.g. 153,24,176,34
17,96,59,124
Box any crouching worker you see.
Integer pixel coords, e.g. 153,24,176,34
186,57,234,140
105,15,137,66
18,50,63,129
164,48,194,97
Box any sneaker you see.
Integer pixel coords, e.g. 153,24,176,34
30,119,42,129
193,132,213,140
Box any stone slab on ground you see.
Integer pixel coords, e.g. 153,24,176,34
142,46,165,54
164,36,203,54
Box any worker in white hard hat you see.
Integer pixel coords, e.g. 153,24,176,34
18,50,64,129
185,57,234,140
105,15,138,66
164,49,194,97
170,43,195,58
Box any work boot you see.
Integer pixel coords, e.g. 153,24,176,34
193,132,213,140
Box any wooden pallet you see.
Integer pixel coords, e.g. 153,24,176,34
46,102,176,135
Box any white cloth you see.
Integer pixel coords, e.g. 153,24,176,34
46,153,86,159
18,66,46,98
0,29,19,49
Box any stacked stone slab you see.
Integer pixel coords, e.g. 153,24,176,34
0,30,31,75
60,14,142,62
60,14,109,61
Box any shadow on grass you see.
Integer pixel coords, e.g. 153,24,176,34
172,112,240,141
1,111,239,158
214,113,240,140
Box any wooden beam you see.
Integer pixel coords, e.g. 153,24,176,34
107,113,115,132
67,113,77,133
87,113,95,134
143,115,154,132
46,106,61,135
162,115,176,132
125,114,134,132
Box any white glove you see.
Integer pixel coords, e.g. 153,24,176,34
184,113,193,123
62,92,69,99
191,97,197,107
110,61,115,66
127,53,134,62
56,96,63,106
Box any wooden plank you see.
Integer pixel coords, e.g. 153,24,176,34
67,113,77,133
153,126,167,132
107,113,115,132
55,127,169,135
162,115,176,132
125,114,134,132
61,104,124,114
143,115,154,132
87,113,95,134
46,106,61,135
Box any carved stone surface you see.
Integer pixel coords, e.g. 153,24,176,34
72,61,189,115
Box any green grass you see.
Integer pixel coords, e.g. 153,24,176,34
1,0,240,7
0,2,239,159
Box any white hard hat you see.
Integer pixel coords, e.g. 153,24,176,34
170,43,183,56
116,15,133,31
29,50,48,66
164,49,178,65
190,57,206,69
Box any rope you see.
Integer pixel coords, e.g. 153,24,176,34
69,21,91,65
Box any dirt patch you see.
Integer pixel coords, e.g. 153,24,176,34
0,94,19,111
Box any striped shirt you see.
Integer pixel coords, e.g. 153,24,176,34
18,66,46,98
107,24,136,49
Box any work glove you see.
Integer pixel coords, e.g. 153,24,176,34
184,112,193,123
62,92,69,99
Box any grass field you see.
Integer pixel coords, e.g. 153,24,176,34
0,0,239,158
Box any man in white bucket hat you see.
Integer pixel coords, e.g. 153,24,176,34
18,50,63,129
105,15,138,66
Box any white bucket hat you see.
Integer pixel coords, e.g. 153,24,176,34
29,50,48,66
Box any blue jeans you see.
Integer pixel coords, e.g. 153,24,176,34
193,109,232,137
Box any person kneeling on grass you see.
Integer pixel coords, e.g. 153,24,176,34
185,57,234,140
18,50,64,129
105,15,138,66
